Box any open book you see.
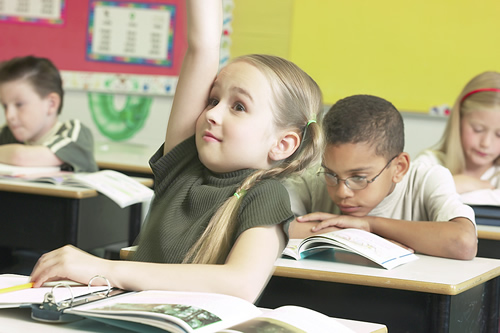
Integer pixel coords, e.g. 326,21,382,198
0,169,153,208
64,290,356,333
1,275,356,333
0,162,60,177
282,228,418,269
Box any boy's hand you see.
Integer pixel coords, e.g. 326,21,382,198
297,213,415,252
296,212,371,233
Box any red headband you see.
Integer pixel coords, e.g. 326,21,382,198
460,88,500,104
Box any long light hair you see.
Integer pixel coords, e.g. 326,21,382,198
183,54,323,264
435,71,500,174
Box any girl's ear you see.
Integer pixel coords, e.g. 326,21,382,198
392,152,410,183
269,131,301,161
45,92,61,116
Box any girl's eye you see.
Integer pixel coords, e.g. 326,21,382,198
233,103,246,112
15,103,23,108
472,126,484,133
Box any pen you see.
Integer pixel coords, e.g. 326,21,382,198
0,282,34,294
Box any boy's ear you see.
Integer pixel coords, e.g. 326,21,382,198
269,131,301,161
392,152,410,183
45,92,61,116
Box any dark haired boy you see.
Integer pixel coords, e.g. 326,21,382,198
287,95,477,260
0,55,97,172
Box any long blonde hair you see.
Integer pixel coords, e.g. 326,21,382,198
183,54,323,264
436,71,500,174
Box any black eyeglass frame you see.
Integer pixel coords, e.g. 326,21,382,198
318,154,399,190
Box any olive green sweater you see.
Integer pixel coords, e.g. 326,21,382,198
133,136,293,263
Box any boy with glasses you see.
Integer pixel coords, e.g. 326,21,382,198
286,95,477,260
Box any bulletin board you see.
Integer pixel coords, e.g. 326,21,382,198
231,0,500,113
0,0,187,95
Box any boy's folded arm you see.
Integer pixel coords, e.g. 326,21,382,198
367,216,477,260
0,144,62,167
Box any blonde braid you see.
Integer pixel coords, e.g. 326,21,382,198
183,54,323,265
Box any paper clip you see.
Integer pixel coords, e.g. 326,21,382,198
31,275,115,323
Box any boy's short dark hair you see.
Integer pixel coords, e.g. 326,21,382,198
0,55,64,114
322,94,404,159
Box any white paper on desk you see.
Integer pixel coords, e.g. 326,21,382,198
0,274,108,308
461,189,500,206
72,170,154,208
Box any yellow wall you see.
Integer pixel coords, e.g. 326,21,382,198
231,0,500,112
231,0,293,59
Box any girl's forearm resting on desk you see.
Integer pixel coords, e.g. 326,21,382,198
30,226,285,303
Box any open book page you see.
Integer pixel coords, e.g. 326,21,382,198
461,189,500,206
72,170,154,208
283,228,418,269
0,163,60,177
220,305,355,333
0,274,108,308
3,171,85,186
66,290,262,333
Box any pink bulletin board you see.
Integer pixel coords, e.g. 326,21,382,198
0,0,186,77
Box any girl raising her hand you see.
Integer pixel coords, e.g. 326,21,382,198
30,0,323,303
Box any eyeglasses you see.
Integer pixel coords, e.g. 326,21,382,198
317,155,398,190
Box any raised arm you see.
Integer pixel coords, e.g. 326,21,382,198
164,0,222,154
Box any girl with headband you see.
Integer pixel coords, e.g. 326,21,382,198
417,71,500,194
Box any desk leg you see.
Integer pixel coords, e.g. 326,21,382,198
428,294,450,332
486,277,500,333
128,203,142,246
421,277,499,333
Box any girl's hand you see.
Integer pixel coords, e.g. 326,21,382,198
296,212,371,233
30,245,109,288
453,174,494,194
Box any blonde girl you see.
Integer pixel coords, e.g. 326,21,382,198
418,71,500,194
30,0,322,303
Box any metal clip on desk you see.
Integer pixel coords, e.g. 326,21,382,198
30,275,113,323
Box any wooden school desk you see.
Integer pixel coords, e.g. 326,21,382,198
0,178,152,252
94,142,154,178
468,205,500,259
0,307,387,333
477,224,500,259
257,254,500,333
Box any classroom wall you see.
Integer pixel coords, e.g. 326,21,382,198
0,0,453,160
232,0,500,112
